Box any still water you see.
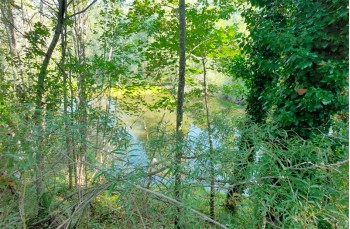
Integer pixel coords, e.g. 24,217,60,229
95,93,246,191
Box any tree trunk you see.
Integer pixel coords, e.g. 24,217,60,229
33,0,67,218
0,0,18,82
72,3,88,202
60,20,74,190
35,0,66,111
202,58,215,220
174,0,186,228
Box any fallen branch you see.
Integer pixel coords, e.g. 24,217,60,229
132,184,229,229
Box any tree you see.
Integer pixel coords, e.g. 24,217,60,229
33,0,67,218
231,0,348,226
239,0,348,137
273,0,348,138
31,0,98,218
174,0,186,227
0,0,19,84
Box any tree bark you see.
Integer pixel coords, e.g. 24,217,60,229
174,0,186,228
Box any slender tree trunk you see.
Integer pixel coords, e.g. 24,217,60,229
66,49,78,188
60,20,74,190
39,0,44,21
0,0,18,83
33,0,67,218
174,0,186,228
72,2,88,202
202,58,215,219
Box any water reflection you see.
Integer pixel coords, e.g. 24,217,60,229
94,93,245,192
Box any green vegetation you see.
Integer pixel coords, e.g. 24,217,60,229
0,0,348,228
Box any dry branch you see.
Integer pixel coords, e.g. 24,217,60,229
132,184,229,229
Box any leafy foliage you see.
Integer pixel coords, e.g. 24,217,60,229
0,0,348,228
216,117,349,228
235,0,348,136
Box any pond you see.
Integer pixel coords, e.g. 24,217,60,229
95,90,246,190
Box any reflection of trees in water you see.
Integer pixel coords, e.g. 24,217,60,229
96,94,244,196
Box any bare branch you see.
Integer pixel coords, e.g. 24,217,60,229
66,0,98,19
132,184,229,229
148,166,169,176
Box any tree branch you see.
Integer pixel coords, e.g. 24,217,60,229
132,184,229,229
66,0,98,19
287,159,349,171
148,166,169,176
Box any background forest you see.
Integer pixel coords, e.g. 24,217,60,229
0,0,348,228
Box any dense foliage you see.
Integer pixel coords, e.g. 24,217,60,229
232,0,349,136
0,0,348,228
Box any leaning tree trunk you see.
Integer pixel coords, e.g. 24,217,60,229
174,0,186,228
33,0,67,218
